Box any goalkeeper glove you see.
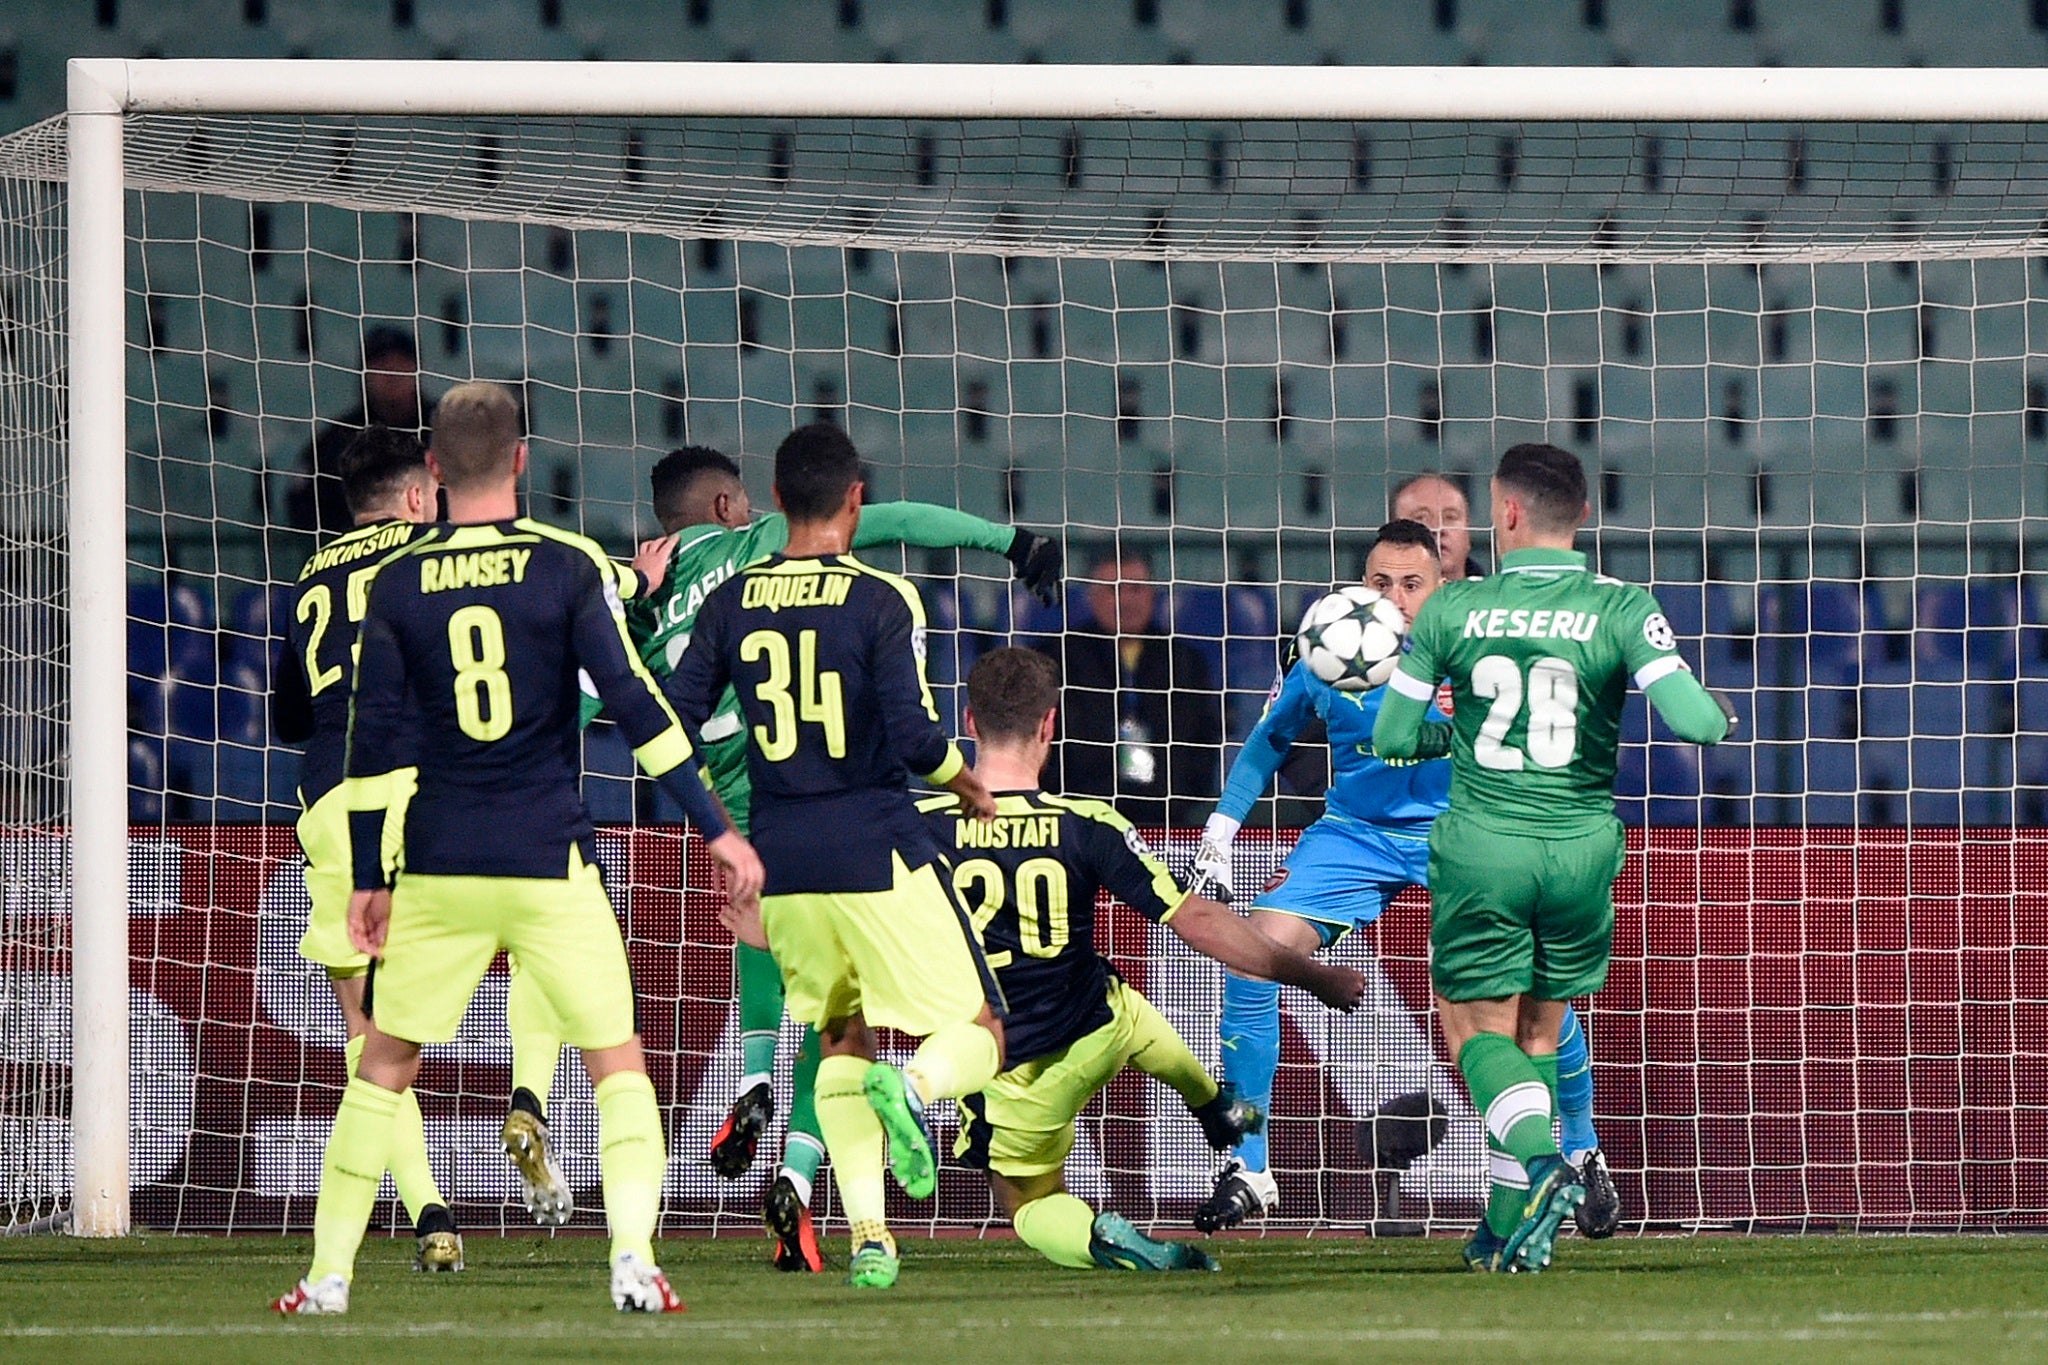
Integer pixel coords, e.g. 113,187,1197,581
1710,688,1740,736
1191,812,1241,903
1005,529,1063,606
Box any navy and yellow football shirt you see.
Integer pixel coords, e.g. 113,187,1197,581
345,518,727,887
918,789,1188,1068
277,518,429,807
666,553,965,896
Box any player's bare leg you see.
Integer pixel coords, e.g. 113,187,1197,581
582,1036,685,1312
502,958,574,1227
332,974,462,1274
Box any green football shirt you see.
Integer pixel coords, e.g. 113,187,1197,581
1377,546,1725,834
579,501,1017,805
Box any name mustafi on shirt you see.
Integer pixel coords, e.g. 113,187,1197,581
955,813,1063,849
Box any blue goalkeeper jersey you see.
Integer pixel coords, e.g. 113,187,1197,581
1216,660,1450,834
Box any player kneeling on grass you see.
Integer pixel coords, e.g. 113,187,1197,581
273,382,764,1316
919,648,1368,1272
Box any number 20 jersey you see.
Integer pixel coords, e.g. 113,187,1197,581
919,790,1188,1069
666,553,963,896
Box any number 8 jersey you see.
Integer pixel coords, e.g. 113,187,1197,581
1392,546,1692,834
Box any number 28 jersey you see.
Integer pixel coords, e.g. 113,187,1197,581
1395,547,1689,835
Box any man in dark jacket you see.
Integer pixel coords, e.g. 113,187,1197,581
285,326,429,535
1037,551,1221,828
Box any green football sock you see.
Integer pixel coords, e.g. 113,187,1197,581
1457,1033,1559,1168
506,957,564,1114
779,1026,826,1204
735,942,785,1089
1013,1193,1097,1270
904,1021,1000,1104
594,1070,666,1264
309,1076,402,1283
343,1034,445,1225
1128,1022,1218,1109
1484,1135,1531,1238
814,1053,887,1239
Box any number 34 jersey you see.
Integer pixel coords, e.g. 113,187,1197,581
1396,547,1688,836
918,789,1188,1069
666,553,967,896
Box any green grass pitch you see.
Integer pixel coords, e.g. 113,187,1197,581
2,1233,2044,1364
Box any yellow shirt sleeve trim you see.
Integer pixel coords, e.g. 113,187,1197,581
923,743,966,787
633,726,694,778
1156,885,1191,925
341,771,391,812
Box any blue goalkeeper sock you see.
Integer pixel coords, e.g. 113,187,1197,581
1556,1005,1599,1159
1219,972,1280,1174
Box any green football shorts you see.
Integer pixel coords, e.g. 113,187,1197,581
956,977,1185,1178
1426,808,1626,1004
371,843,635,1050
295,768,415,974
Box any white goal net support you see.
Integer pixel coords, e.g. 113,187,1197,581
3,61,2046,1239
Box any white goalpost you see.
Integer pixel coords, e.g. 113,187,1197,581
10,58,2048,1238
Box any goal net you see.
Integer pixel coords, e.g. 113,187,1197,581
4,62,2045,1238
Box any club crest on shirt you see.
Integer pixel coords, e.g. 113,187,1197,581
1435,682,1455,717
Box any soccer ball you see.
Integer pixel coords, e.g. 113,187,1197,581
1294,585,1408,692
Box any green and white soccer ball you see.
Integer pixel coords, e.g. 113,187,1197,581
1295,585,1408,692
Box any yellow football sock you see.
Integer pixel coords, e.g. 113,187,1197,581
1013,1193,1097,1270
815,1054,888,1240
904,1021,1000,1103
309,1076,403,1283
506,957,565,1113
594,1070,666,1263
344,1034,447,1225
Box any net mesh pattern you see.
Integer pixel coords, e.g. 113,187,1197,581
0,105,2044,1234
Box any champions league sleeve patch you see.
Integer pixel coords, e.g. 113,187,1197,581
1643,612,1676,652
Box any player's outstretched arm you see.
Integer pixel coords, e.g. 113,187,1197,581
1193,661,1320,899
851,501,1063,605
1626,589,1733,745
1169,896,1367,1012
1644,671,1735,745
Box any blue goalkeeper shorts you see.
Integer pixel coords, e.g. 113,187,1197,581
1250,813,1431,950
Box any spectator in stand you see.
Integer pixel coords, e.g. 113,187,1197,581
284,326,430,535
1391,471,1482,581
1037,550,1221,828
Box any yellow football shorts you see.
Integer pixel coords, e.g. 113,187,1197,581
956,977,1184,1178
369,843,635,1050
296,769,415,974
760,850,999,1037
